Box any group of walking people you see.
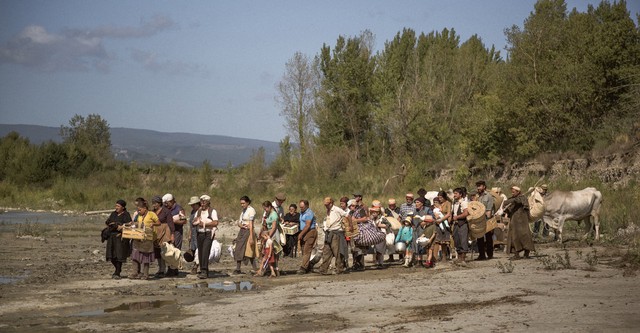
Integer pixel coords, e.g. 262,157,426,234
103,181,537,279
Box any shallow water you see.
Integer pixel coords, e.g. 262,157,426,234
0,211,84,225
0,276,25,284
177,280,253,291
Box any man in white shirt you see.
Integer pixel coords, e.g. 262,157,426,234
451,188,470,264
192,194,218,279
317,197,348,275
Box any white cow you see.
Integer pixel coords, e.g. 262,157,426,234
542,187,603,242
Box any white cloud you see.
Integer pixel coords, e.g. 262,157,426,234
67,15,175,39
0,15,175,73
130,48,210,78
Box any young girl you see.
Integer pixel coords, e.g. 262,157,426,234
420,218,437,268
395,217,414,267
256,230,276,278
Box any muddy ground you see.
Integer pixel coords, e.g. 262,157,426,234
1,213,639,332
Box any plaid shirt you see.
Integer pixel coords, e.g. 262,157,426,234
399,203,416,219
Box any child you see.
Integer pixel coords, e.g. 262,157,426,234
420,217,437,268
256,230,276,278
395,217,414,268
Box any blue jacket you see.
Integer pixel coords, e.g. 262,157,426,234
395,225,413,243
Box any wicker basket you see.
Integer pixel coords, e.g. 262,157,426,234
282,225,299,235
122,226,152,240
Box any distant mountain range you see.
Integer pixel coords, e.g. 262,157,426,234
0,124,279,168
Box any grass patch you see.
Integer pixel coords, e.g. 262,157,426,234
496,260,515,273
14,222,48,238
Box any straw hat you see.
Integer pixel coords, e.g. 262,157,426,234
188,196,200,205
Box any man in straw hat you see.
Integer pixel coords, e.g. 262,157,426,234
186,196,201,274
317,197,348,275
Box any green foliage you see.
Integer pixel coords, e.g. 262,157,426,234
316,30,377,160
60,113,111,153
498,0,640,160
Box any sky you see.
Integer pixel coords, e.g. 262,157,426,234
1,0,638,143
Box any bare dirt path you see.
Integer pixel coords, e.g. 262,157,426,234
0,216,639,332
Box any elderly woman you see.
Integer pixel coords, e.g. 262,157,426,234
192,194,218,279
233,196,258,275
129,200,158,280
261,201,282,276
104,199,131,279
504,186,535,259
412,197,435,267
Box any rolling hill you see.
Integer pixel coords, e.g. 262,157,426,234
0,124,279,168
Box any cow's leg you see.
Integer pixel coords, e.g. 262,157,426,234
592,199,602,241
581,217,593,241
593,214,600,241
557,218,565,243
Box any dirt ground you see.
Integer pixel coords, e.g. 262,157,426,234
1,213,639,332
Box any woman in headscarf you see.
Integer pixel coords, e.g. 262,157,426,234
411,197,434,267
504,186,535,259
233,196,259,274
129,200,158,280
105,199,131,279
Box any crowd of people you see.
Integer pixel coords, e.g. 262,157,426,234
103,181,541,279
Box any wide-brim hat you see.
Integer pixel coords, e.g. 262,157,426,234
275,192,286,201
188,196,200,205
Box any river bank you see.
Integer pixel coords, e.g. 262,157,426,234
0,215,639,332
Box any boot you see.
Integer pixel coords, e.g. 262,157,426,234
403,258,410,268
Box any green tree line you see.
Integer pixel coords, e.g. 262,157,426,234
277,0,640,176
0,114,111,186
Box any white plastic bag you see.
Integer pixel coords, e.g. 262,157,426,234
385,232,395,246
227,244,235,258
209,240,221,263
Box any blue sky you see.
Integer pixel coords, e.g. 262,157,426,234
1,0,637,142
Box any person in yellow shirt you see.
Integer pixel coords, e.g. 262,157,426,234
129,200,159,280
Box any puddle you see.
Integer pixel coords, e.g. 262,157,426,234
73,300,175,317
0,276,25,284
177,280,254,291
